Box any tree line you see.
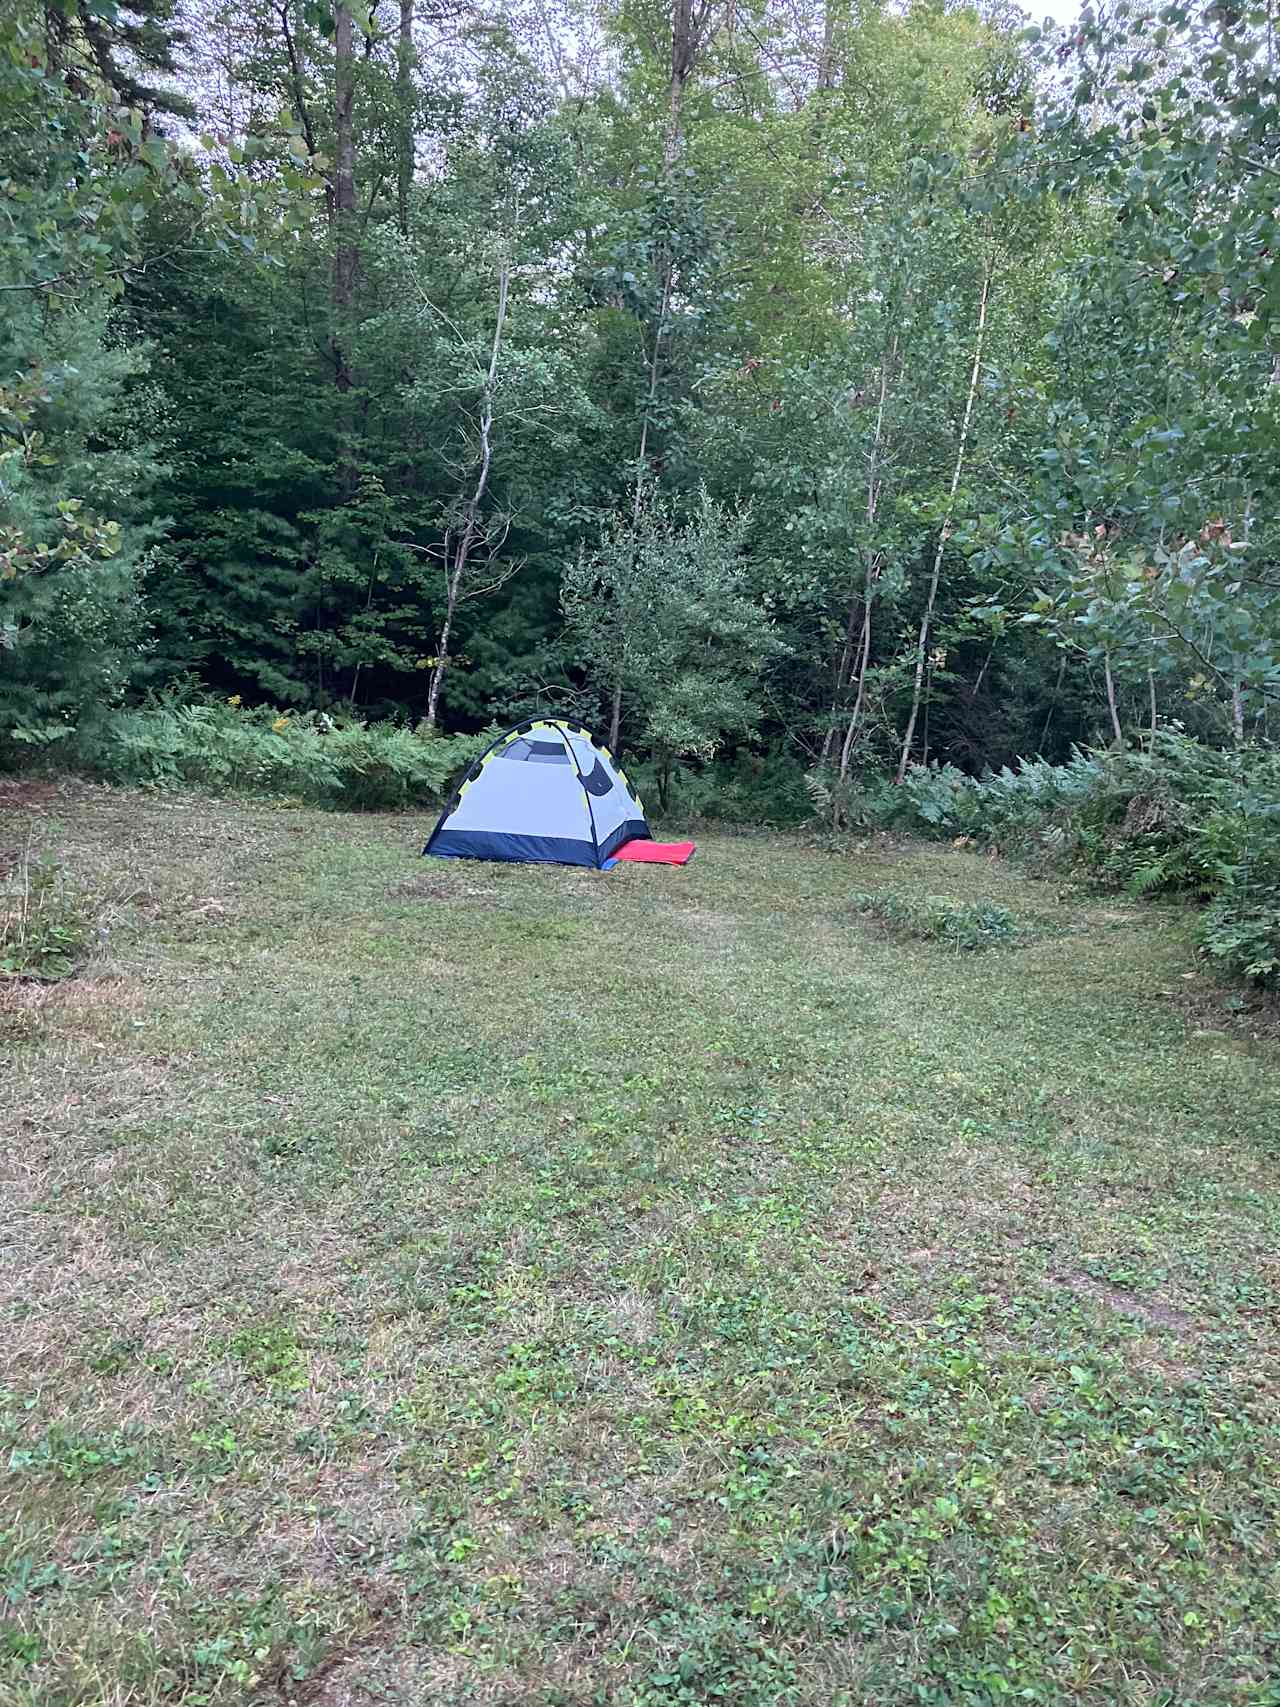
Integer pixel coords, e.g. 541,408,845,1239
4,0,1280,811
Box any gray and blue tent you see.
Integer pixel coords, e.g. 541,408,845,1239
423,718,650,869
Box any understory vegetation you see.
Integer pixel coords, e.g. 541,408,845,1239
2,792,1279,1706
849,887,1023,952
828,736,1280,987
98,700,492,810
0,851,90,983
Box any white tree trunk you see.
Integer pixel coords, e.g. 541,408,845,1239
1103,649,1123,746
838,337,896,782
896,250,994,783
424,261,510,731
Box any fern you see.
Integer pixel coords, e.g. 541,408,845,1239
804,772,833,819
819,734,1280,991
1127,859,1177,898
93,701,492,810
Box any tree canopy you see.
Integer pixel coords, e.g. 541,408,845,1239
5,0,1280,796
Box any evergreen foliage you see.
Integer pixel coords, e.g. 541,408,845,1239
0,57,163,752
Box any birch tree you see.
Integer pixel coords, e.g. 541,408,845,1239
419,254,515,730
896,241,997,781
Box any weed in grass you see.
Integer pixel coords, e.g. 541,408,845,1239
0,852,88,981
850,886,1021,950
221,1319,309,1395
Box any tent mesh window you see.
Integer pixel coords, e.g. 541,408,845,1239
500,737,570,764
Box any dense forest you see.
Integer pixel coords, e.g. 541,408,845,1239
4,0,1280,817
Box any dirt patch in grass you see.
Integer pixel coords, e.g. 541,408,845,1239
0,976,54,1039
1157,972,1280,1042
0,776,63,814
9,973,152,1041
1055,1270,1197,1335
675,906,740,945
389,873,502,904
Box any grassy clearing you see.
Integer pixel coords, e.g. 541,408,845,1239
2,786,1279,1706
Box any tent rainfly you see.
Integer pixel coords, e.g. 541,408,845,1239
422,718,651,869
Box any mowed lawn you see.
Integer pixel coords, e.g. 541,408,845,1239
3,788,1280,1707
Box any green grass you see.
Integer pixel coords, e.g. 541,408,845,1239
2,787,1279,1706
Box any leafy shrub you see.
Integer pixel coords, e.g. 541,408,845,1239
0,854,88,981
1200,886,1280,987
850,888,1021,951
92,700,493,810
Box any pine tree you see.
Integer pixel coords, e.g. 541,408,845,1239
0,4,167,754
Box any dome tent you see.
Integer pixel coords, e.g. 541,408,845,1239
423,718,650,869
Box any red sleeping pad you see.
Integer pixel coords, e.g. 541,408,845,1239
612,838,697,866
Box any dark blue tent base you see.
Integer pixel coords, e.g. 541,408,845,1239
428,829,599,867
